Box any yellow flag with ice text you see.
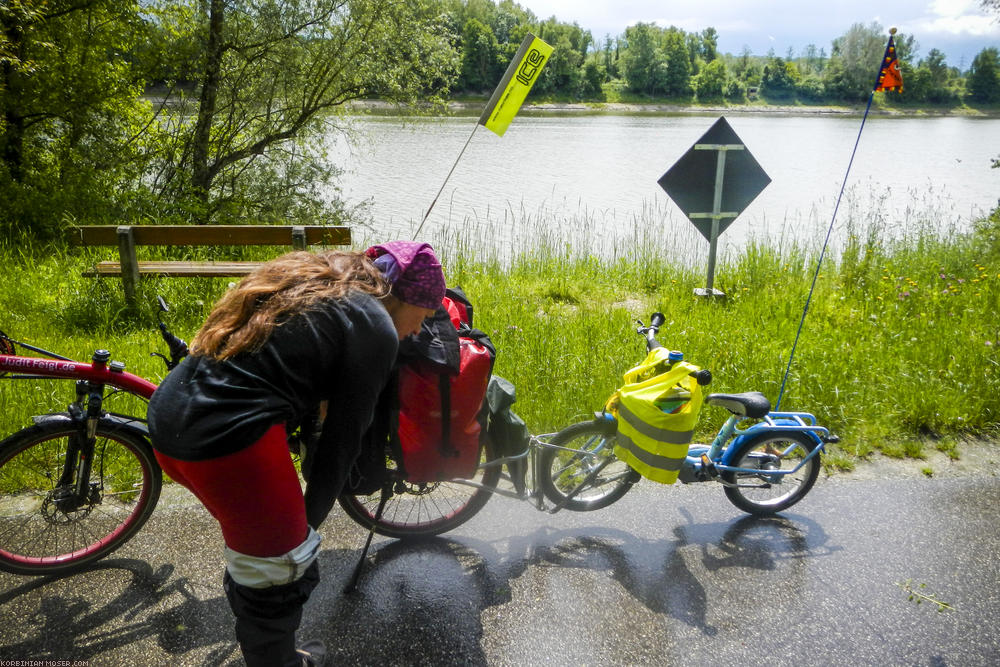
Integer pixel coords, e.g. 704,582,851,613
478,34,553,137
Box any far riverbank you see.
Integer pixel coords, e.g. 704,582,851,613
347,98,1000,118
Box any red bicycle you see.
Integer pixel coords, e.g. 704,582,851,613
0,299,187,576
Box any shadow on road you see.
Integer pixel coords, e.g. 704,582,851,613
322,511,841,659
0,513,841,665
0,559,238,665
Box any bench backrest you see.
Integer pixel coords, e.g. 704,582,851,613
69,224,350,248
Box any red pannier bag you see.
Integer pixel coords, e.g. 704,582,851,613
397,290,495,483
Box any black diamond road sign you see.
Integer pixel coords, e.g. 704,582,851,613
657,117,770,241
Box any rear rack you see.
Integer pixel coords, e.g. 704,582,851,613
738,411,835,441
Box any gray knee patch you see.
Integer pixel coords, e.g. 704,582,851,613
225,527,321,588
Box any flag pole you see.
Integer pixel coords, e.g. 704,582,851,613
410,33,552,241
775,28,900,410
412,123,479,240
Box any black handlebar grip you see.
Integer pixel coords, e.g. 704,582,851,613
650,312,665,328
691,369,712,386
159,323,189,361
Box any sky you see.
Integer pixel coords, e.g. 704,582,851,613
518,0,1000,69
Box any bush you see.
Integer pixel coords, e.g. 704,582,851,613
724,79,747,101
796,75,825,101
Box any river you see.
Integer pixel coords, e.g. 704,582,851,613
330,112,1000,263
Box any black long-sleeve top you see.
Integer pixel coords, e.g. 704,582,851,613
147,292,398,527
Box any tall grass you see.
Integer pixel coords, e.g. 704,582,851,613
1,198,997,472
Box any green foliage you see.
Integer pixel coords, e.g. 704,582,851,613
620,23,659,95
823,22,891,101
724,77,747,101
967,47,1000,103
693,59,727,101
660,29,692,97
760,56,799,100
619,23,692,98
0,1,155,239
459,18,502,91
1,0,463,237
795,74,825,101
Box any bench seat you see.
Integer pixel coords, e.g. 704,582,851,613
84,260,266,278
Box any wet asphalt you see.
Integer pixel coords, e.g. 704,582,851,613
1,462,999,666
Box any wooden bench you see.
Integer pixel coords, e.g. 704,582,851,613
70,224,351,303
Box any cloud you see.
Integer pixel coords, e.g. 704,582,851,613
916,0,1000,36
631,16,756,33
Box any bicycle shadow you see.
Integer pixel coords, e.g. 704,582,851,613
325,510,840,653
310,539,498,665
0,559,239,665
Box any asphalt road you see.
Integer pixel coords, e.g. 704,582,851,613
1,459,998,666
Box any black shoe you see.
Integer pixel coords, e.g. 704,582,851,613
296,639,327,666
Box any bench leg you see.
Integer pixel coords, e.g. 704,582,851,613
117,226,140,306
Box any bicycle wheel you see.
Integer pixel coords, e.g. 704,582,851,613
0,416,162,576
721,431,820,515
538,420,639,511
338,437,501,539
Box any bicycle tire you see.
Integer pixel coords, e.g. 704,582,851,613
0,416,162,576
538,420,639,511
338,437,501,539
721,430,821,515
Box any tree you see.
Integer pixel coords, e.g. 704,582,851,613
459,18,500,91
152,0,458,223
700,28,718,62
659,28,691,97
967,47,1000,103
535,19,591,96
601,34,617,79
921,49,959,103
760,56,799,99
824,22,891,101
621,22,659,95
0,1,153,237
799,44,821,75
692,59,726,100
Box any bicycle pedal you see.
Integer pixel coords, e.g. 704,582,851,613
699,453,718,477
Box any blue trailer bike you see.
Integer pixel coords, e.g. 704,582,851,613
339,312,839,538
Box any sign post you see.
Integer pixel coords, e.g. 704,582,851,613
658,117,770,297
691,143,742,296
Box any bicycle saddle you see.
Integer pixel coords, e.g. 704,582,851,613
705,391,771,418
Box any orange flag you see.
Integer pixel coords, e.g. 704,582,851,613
874,32,903,92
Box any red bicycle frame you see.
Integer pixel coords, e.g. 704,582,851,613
0,353,158,399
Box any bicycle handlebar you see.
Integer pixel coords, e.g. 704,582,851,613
157,322,189,368
636,313,712,386
153,296,189,370
642,312,666,350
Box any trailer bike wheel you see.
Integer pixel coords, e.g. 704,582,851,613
0,417,162,576
338,438,501,539
538,420,640,511
721,431,821,515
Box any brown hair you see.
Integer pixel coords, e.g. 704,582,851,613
191,250,389,360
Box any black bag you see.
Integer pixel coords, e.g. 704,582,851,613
341,372,400,496
484,375,531,495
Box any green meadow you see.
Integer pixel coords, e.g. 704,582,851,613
1,201,997,473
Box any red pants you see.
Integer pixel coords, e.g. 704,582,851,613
154,423,308,557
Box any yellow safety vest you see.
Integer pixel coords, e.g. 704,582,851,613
606,348,704,484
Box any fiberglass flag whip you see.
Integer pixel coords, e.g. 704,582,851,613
412,33,553,239
776,28,903,409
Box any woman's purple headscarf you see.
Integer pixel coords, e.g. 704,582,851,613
365,241,446,310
